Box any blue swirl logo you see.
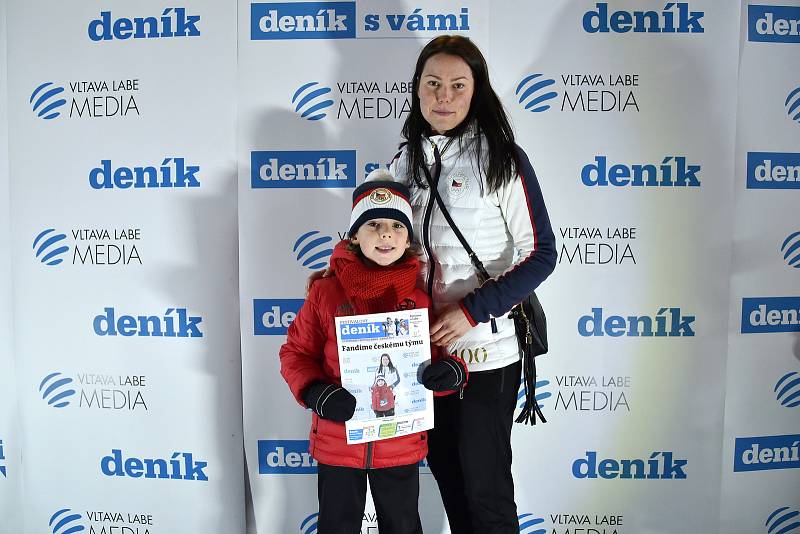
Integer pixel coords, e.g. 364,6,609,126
33,228,69,266
49,508,85,534
775,372,800,408
766,506,799,533
518,513,546,534
299,512,318,534
781,231,800,269
292,82,333,121
515,74,558,113
30,82,67,120
517,378,551,410
294,231,334,270
39,372,76,409
786,86,800,125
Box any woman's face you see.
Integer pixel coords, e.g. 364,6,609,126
418,53,474,135
381,355,390,365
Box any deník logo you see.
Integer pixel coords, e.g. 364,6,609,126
781,231,800,269
292,81,333,120
775,371,800,408
39,372,76,408
49,508,86,534
33,228,69,266
515,74,557,113
294,231,334,269
30,82,66,120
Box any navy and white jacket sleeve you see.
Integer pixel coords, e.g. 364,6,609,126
460,147,557,325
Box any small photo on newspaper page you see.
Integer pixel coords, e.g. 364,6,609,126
335,308,434,445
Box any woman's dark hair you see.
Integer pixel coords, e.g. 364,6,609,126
401,35,520,193
378,353,396,373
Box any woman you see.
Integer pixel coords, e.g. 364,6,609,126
376,353,400,389
369,35,556,533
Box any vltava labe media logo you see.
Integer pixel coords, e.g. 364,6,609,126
775,372,800,408
781,231,800,269
39,372,76,408
50,507,158,532
300,513,319,534
39,370,148,411
33,227,142,267
517,513,546,534
515,72,641,114
766,506,800,533
515,74,557,113
30,79,141,120
33,229,69,266
786,85,800,125
49,508,86,534
290,79,412,121
0,438,6,477
30,82,66,120
516,379,551,411
292,82,333,121
294,231,334,270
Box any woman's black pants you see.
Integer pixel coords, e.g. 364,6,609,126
426,360,521,534
317,462,423,534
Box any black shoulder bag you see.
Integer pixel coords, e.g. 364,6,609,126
422,144,548,425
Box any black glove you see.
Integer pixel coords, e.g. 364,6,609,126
302,382,356,422
420,359,466,392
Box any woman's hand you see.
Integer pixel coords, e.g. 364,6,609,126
430,304,472,347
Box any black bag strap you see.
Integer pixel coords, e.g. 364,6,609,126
420,145,491,281
420,144,497,334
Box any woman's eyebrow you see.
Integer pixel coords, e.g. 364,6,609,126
423,73,469,81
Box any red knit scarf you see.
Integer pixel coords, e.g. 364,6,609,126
330,240,419,315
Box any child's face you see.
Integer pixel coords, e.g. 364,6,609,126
351,218,410,266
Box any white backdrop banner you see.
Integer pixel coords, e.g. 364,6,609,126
720,1,800,533
6,1,244,533
491,2,739,532
3,2,796,534
238,1,741,533
0,0,24,531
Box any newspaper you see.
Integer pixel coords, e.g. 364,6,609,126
335,308,434,445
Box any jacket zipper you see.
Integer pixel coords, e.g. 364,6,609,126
422,140,438,296
365,441,373,469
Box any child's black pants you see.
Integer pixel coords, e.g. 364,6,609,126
317,462,423,534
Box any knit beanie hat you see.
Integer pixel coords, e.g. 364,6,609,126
349,179,413,241
375,374,386,384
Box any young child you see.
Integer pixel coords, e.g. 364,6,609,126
280,181,468,534
371,374,395,417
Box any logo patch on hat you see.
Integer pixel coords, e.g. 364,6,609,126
448,170,470,200
370,188,392,205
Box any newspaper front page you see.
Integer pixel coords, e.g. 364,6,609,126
335,308,434,444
